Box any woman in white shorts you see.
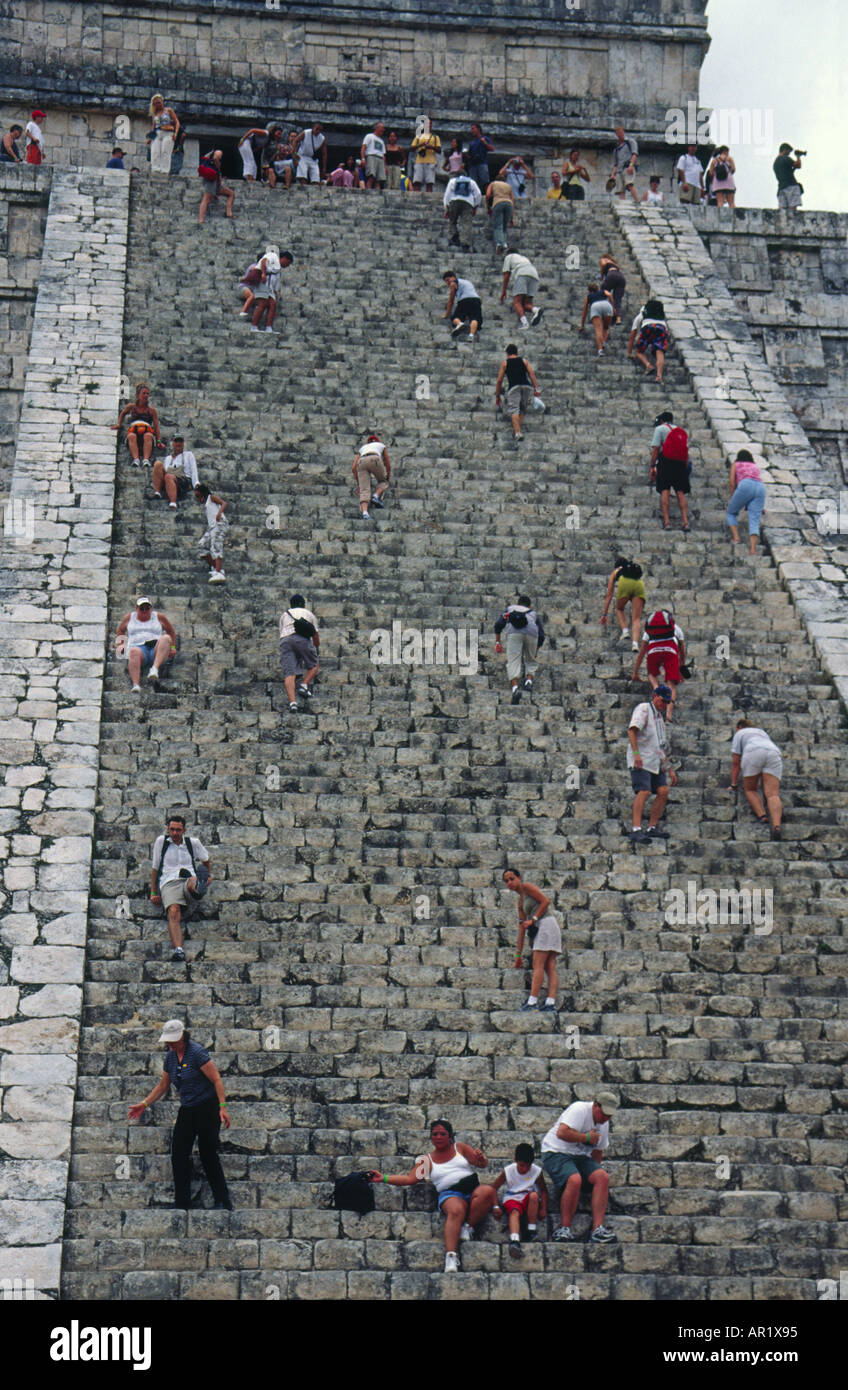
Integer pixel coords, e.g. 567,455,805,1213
729,719,783,840
503,868,561,1013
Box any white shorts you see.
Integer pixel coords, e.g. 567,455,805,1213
297,155,321,182
741,748,783,780
240,144,257,179
413,162,435,186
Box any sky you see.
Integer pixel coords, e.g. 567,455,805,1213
700,0,848,211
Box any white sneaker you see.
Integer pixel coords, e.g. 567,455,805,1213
444,1252,459,1274
209,571,226,583
264,326,275,333
249,325,260,332
131,684,142,693
519,315,529,328
169,501,177,509
147,667,159,681
460,1223,473,1242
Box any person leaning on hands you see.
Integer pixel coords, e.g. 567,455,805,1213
128,1019,232,1210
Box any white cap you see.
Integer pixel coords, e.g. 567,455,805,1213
136,596,151,607
594,1089,620,1115
158,1019,184,1043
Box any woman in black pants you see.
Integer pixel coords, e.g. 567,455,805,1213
128,1019,232,1209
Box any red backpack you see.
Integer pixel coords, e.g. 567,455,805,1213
645,609,675,639
661,426,689,461
198,156,219,182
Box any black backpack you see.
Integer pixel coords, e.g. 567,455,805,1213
714,160,728,181
288,609,317,640
507,608,529,629
328,1171,375,1217
620,562,643,581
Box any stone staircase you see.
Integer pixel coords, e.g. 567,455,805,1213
61,181,848,1300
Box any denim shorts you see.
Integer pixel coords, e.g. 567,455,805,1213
630,768,667,793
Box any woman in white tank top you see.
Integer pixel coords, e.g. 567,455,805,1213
368,1118,497,1273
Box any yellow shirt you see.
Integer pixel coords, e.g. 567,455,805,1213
412,134,441,165
547,185,563,199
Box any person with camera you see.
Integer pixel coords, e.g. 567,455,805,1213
279,592,320,714
502,868,561,1013
493,594,545,704
774,143,804,210
707,145,736,209
367,1120,496,1274
150,815,211,963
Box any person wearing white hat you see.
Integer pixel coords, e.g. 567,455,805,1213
115,597,177,692
250,245,293,333
540,1091,619,1243
128,1020,232,1210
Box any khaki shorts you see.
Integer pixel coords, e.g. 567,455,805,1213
161,878,190,910
413,161,435,186
678,183,702,204
614,169,635,193
365,154,386,181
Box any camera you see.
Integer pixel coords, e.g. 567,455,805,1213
794,149,807,157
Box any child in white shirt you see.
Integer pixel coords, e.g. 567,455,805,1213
490,1143,548,1258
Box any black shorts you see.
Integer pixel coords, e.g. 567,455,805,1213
456,296,483,327
656,455,690,495
564,184,585,200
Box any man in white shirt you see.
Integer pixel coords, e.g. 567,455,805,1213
676,144,704,204
279,593,320,714
443,173,482,250
500,248,543,329
540,1091,619,1243
150,815,211,963
294,124,326,184
153,434,200,508
361,122,387,189
627,685,678,844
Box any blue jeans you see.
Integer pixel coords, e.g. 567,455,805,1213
468,161,489,191
491,201,510,249
727,478,766,535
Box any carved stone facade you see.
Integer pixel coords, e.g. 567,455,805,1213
1,0,709,163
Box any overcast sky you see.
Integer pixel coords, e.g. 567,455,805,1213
701,0,848,211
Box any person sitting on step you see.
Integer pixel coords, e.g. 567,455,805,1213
115,596,177,693
541,1091,619,1243
502,867,561,1013
493,594,544,704
149,814,212,963
279,593,320,713
111,382,162,466
368,1118,497,1274
153,434,199,507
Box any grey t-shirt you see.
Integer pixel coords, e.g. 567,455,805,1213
614,136,638,171
731,727,779,759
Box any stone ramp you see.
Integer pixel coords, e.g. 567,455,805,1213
61,182,847,1300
